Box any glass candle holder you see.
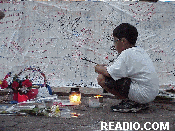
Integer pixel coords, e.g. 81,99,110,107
89,97,100,107
69,88,81,105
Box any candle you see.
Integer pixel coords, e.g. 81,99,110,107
71,113,80,118
94,95,103,103
69,88,81,105
89,97,100,108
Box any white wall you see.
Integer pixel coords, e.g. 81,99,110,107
0,1,175,89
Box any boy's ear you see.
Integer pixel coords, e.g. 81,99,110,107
121,38,127,43
121,38,130,45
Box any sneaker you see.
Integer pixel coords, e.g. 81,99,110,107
111,100,149,113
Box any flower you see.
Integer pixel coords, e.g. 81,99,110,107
22,79,32,88
4,73,11,80
1,80,8,89
2,73,33,94
49,105,60,117
12,81,19,90
3,67,47,95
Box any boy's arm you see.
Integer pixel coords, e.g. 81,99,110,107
95,64,111,77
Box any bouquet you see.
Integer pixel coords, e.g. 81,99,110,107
0,72,33,95
0,67,52,97
0,67,53,103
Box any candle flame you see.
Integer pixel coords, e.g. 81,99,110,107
94,95,103,99
69,94,81,105
71,113,80,118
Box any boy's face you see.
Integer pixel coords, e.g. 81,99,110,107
113,37,133,54
113,37,124,54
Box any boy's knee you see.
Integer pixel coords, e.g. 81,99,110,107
97,74,105,85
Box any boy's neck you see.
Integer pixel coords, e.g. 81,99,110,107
125,43,135,50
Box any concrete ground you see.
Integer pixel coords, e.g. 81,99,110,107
0,87,175,131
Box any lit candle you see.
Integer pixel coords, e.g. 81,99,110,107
89,96,101,108
71,113,80,118
94,95,103,103
69,88,81,105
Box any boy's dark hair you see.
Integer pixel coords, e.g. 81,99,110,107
113,23,138,46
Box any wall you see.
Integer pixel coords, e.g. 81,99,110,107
0,1,175,89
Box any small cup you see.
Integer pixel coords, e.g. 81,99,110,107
89,97,100,108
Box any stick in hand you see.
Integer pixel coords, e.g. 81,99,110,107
81,57,99,65
81,57,108,93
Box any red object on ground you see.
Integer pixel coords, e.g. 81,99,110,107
13,92,28,102
13,89,38,102
27,89,38,100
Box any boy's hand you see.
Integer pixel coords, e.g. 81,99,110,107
95,64,107,73
94,64,111,77
95,65,100,73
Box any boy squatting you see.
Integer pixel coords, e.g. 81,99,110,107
95,23,159,112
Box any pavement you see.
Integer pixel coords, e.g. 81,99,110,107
0,87,175,131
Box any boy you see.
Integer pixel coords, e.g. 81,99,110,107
95,23,159,112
